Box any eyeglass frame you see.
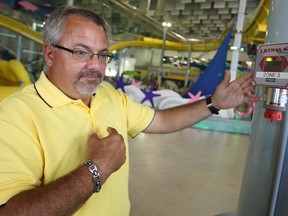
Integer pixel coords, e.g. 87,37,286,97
53,44,114,64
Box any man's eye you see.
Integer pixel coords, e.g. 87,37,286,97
74,50,89,57
99,53,108,58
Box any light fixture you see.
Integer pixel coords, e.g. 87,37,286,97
186,38,201,42
230,46,245,52
230,46,238,50
162,21,172,27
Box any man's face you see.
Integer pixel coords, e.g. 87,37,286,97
44,14,108,102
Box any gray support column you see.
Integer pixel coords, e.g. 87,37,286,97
236,0,288,215
229,0,247,81
184,43,192,88
139,0,149,12
66,0,74,6
266,0,288,215
16,35,22,61
157,25,168,86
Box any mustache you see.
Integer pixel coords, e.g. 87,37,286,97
77,71,104,79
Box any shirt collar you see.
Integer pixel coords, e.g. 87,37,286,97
34,72,87,108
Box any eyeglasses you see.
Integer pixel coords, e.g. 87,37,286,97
53,44,114,64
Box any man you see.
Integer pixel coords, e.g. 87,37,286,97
0,6,260,216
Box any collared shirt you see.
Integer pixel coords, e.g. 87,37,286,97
0,72,155,215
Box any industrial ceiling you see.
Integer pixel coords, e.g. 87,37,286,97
25,0,268,45
0,0,269,54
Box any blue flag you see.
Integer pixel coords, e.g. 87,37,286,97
183,24,234,98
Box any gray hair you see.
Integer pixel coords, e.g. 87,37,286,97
43,6,111,46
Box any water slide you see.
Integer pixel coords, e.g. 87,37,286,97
0,14,42,45
0,15,39,100
0,59,31,101
109,0,269,52
0,13,226,52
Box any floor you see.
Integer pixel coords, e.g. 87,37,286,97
128,126,250,216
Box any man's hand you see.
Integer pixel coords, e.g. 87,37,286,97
212,72,261,110
87,127,126,183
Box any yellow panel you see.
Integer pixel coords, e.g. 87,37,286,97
0,14,43,44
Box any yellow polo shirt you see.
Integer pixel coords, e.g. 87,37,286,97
0,72,155,215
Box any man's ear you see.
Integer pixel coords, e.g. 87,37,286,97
43,44,54,67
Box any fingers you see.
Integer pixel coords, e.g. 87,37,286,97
89,127,121,142
241,76,254,94
87,127,126,183
223,71,231,85
230,72,254,94
243,93,262,103
106,127,119,136
217,71,231,89
237,72,254,84
231,72,253,87
243,84,254,94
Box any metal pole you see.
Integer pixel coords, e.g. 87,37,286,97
118,49,126,78
66,0,74,6
264,0,288,214
16,35,22,61
184,43,192,88
268,104,288,215
157,25,168,86
229,0,247,81
237,0,288,215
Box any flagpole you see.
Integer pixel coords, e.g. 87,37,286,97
229,0,247,81
66,0,74,6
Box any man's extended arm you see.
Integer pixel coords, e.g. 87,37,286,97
145,72,261,134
